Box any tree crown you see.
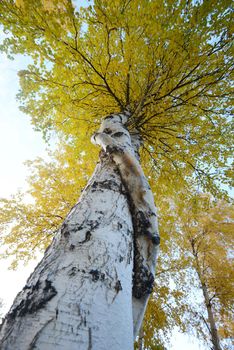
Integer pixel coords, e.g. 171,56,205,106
0,0,233,194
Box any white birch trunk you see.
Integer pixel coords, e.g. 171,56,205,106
0,112,159,349
193,251,222,350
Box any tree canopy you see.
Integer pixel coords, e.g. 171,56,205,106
0,0,233,191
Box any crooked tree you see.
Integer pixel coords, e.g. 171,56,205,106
0,0,233,349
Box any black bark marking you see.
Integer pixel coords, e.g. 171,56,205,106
104,114,114,120
62,222,86,244
62,222,84,234
102,128,112,134
68,267,78,277
85,220,100,231
133,249,155,299
127,205,158,298
119,183,128,196
96,210,104,214
68,267,86,277
89,270,105,282
127,241,133,265
79,231,92,244
106,144,124,155
135,211,159,244
7,279,57,319
125,228,132,236
151,235,160,245
112,131,125,138
91,179,120,192
119,189,157,296
136,211,151,230
114,280,123,293
88,327,92,350
64,231,70,238
61,223,70,238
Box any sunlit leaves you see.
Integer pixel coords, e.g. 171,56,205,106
134,194,234,349
175,194,234,347
0,0,233,193
0,141,98,266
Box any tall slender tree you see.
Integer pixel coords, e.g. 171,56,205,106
177,195,234,350
0,0,233,349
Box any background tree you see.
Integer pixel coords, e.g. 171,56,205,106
134,195,234,350
0,0,233,349
177,195,234,350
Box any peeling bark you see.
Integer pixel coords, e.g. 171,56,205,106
92,112,159,336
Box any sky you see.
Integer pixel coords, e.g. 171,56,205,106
0,52,46,310
0,4,205,350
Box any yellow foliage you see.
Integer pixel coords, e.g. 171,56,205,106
0,140,98,266
1,0,232,192
176,194,234,343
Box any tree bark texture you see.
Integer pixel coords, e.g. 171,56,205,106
192,248,222,350
0,112,159,350
201,280,222,350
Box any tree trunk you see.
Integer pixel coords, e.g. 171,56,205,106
201,281,222,350
137,325,144,350
192,248,222,350
0,112,159,350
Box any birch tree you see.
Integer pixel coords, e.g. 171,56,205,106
176,195,234,350
135,195,234,350
0,0,233,349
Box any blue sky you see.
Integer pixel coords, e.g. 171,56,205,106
0,51,46,312
0,53,48,198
